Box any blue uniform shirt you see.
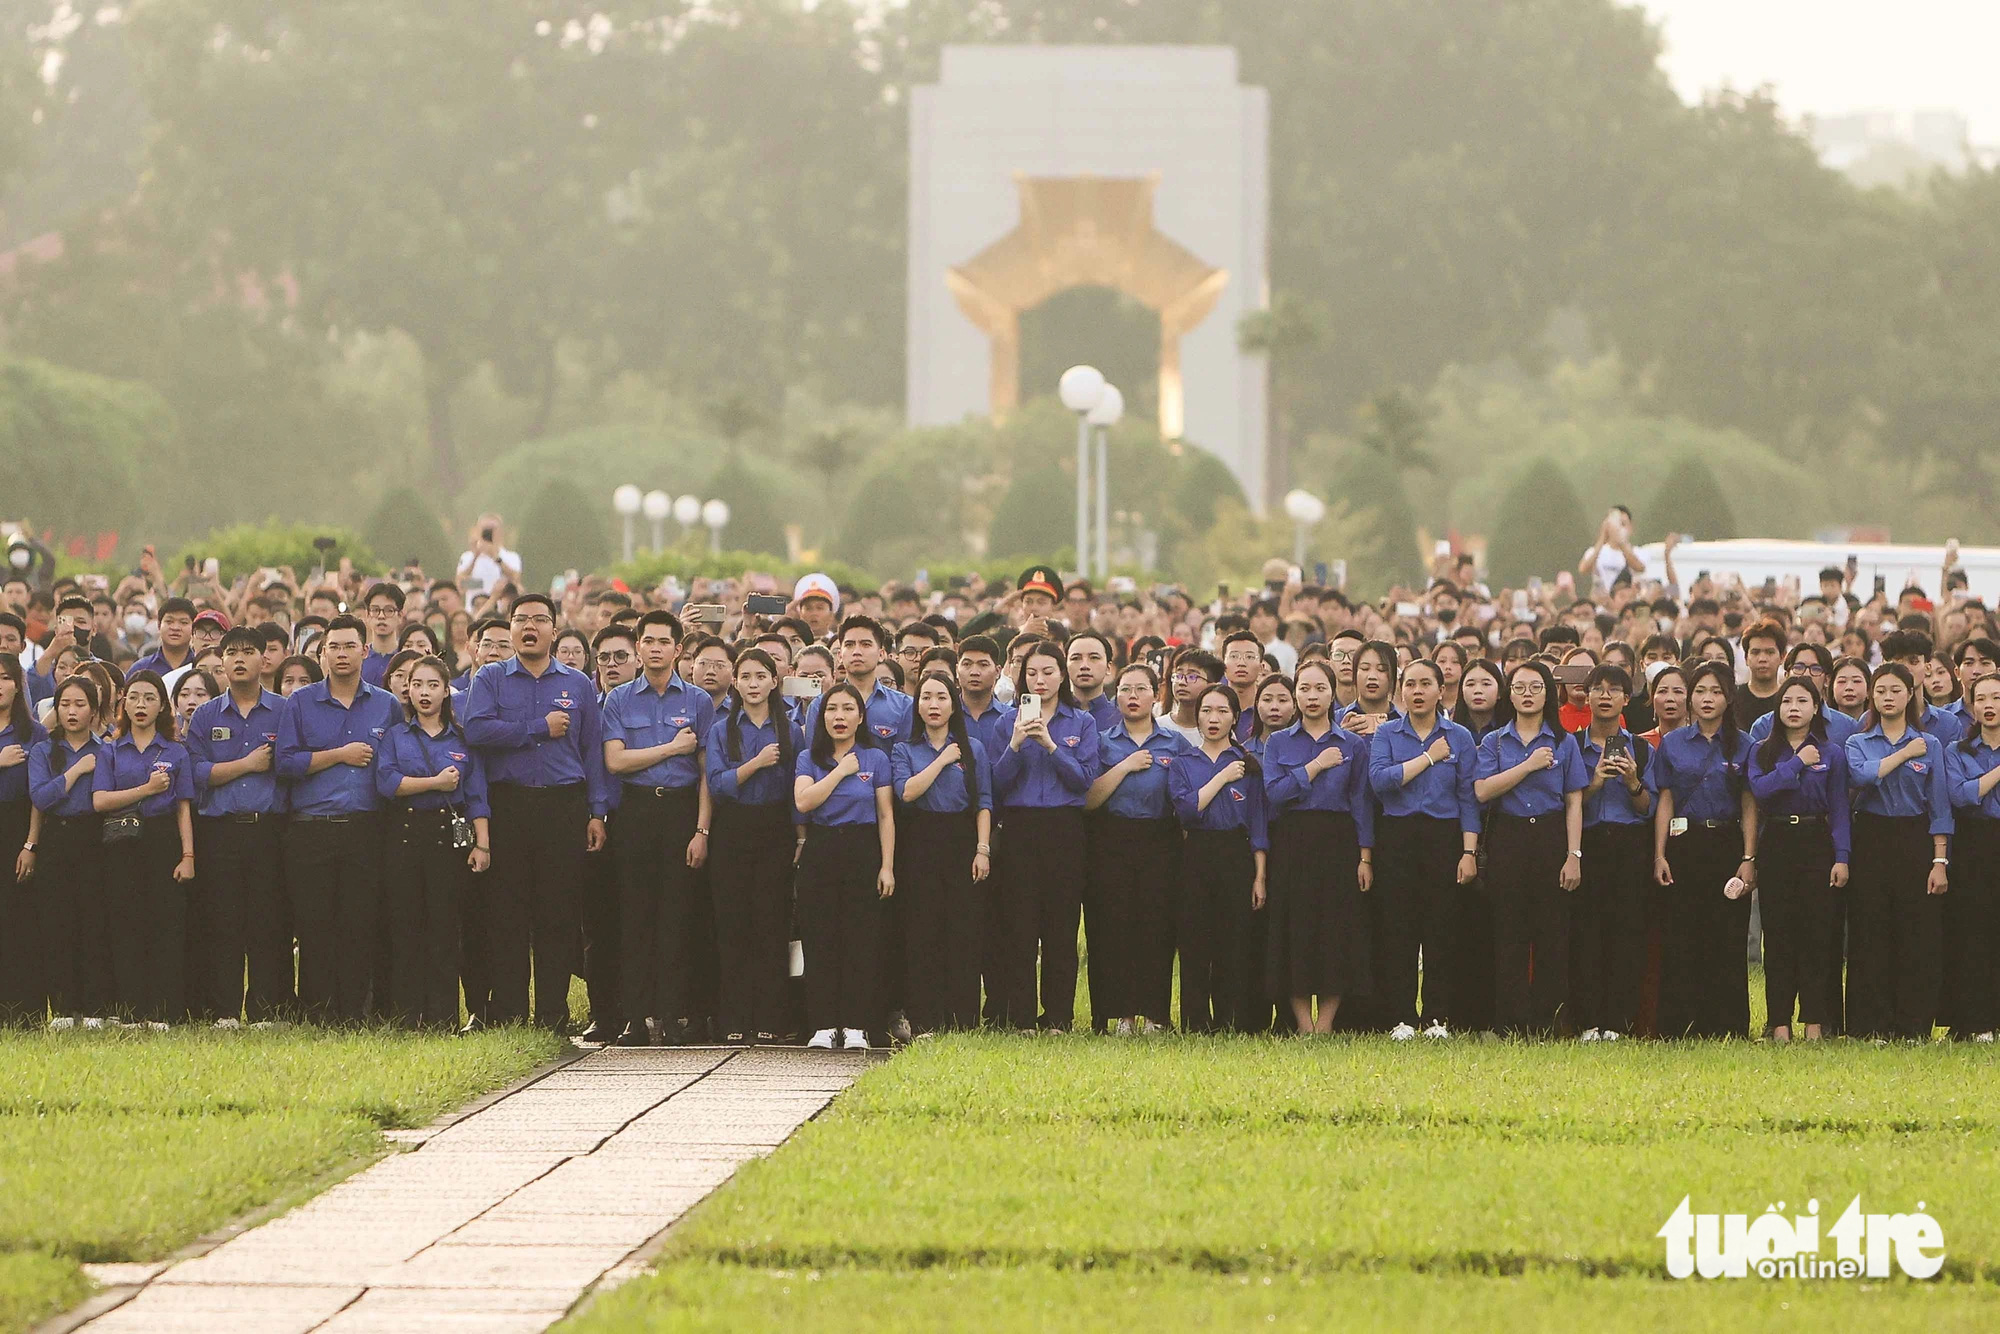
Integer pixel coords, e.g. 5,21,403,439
601,672,713,792
1747,734,1852,862
1095,723,1192,821
1078,692,1119,735
1477,723,1589,818
1169,744,1270,850
361,649,392,688
127,647,192,680
892,735,993,814
794,745,890,826
1645,725,1751,823
1947,735,2000,820
1846,725,1954,835
93,731,195,818
992,701,1100,809
963,700,1016,766
1915,703,1968,744
1574,728,1652,828
0,717,48,804
376,720,490,819
1367,714,1481,832
185,690,286,816
463,658,607,815
275,679,402,816
706,711,805,807
1262,721,1374,848
28,735,95,817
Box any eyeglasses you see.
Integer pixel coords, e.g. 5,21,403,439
509,614,555,627
1586,683,1626,696
598,650,634,664
366,605,399,617
1792,664,1826,676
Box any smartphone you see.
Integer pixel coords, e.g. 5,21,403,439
745,593,788,615
481,526,496,542
1602,733,1628,762
1216,584,1229,601
948,575,971,591
1019,692,1042,724
685,603,727,627
1528,576,1543,598
1873,574,1887,596
1314,562,1328,586
780,677,822,699
1394,601,1421,618
1552,663,1593,687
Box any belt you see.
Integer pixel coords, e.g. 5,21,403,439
1769,814,1827,826
47,813,98,828
217,811,276,824
1498,812,1562,825
292,813,368,824
1688,818,1740,829
623,784,696,799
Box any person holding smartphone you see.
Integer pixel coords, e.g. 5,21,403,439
1571,664,1654,1041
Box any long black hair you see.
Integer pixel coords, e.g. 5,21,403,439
1959,674,2000,754
404,655,458,731
1453,659,1505,735
1014,639,1077,711
726,647,795,774
1503,659,1564,740
907,669,980,808
1353,639,1400,707
1249,673,1296,744
1756,675,1829,773
123,668,176,741
50,673,100,744
1862,661,1920,737
0,653,33,741
809,680,869,768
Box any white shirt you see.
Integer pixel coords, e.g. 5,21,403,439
1261,637,1299,674
457,546,522,599
1588,544,1628,597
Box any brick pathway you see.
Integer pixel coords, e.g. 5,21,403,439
71,1047,876,1334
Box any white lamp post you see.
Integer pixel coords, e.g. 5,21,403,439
612,484,643,563
1087,384,1124,579
641,489,671,554
1058,365,1105,577
1283,488,1327,568
701,498,731,554
671,494,702,540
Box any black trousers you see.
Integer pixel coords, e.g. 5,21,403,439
614,785,699,1029
284,814,382,1023
0,800,37,1022
1847,812,1941,1040
383,808,468,1028
1571,821,1651,1034
488,783,587,1029
1372,815,1463,1029
1657,822,1752,1038
105,815,187,1022
1178,827,1265,1033
581,820,622,1032
897,806,983,1033
1945,816,2000,1037
988,806,1087,1031
36,812,107,1017
1757,817,1839,1030
798,822,882,1032
191,814,287,1021
1487,813,1570,1036
710,799,797,1038
1088,815,1180,1024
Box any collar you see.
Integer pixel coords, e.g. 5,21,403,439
1579,726,1630,750
1508,719,1560,743
115,731,165,754
229,689,280,717
1860,721,1917,744
637,671,689,698
310,678,380,708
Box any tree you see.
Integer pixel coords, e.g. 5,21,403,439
519,478,611,587
704,454,788,558
1647,456,1738,543
0,355,175,547
1358,388,1436,474
1320,443,1421,595
986,465,1074,562
1237,292,1324,508
1488,458,1591,590
363,486,454,576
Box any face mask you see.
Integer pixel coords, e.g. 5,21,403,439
994,675,1016,705
1436,608,1457,626
125,612,150,635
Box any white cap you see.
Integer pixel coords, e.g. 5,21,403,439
794,573,839,612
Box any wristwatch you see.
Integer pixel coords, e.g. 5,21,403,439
19,841,33,852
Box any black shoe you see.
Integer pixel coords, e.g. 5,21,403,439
723,1031,750,1047
576,1021,616,1044
754,1032,778,1046
613,1023,649,1047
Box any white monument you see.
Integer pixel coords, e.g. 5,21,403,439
906,45,1272,508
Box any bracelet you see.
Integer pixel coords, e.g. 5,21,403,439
1741,854,1756,863
1934,857,1950,866
179,852,195,862
474,844,489,853
694,827,709,837
1568,849,1582,858
976,843,991,854
20,842,33,853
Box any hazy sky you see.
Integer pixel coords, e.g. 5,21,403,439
1636,0,2000,140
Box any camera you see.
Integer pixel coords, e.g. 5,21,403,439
313,536,337,553
745,593,788,615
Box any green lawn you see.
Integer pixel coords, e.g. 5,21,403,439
568,1035,2000,1330
0,1024,562,1333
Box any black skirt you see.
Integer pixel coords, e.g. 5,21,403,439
1266,809,1370,998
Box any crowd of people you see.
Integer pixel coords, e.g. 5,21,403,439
3,505,1998,1047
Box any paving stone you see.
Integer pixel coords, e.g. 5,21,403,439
369,1244,635,1290
442,1212,671,1248
83,1283,361,1333
80,1261,168,1286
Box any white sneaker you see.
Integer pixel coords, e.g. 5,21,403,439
1600,1029,1623,1042
250,1020,281,1030
1579,1027,1601,1043
47,1016,76,1032
144,1021,170,1032
1389,1022,1417,1041
806,1028,838,1049
213,1017,241,1030
1138,1018,1165,1036
81,1016,104,1030
1423,1021,1450,1040
1976,1032,1995,1043
1114,1019,1135,1037
842,1027,870,1050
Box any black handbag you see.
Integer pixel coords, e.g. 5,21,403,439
101,812,142,844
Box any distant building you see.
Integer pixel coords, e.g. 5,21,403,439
1806,108,1996,188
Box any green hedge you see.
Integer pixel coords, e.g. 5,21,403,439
173,522,380,583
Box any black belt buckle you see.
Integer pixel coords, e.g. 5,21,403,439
227,812,266,824
1777,814,1824,826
